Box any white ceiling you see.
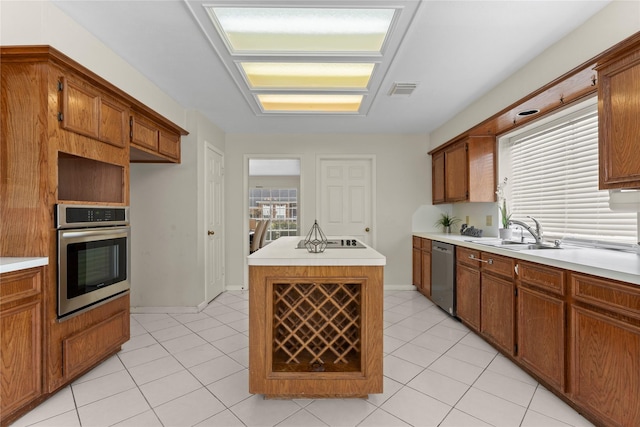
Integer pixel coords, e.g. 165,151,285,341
51,0,610,135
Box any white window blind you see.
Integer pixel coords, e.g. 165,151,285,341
506,106,638,245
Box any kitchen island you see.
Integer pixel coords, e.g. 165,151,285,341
247,236,385,398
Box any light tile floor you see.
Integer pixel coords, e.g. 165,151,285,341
14,291,595,427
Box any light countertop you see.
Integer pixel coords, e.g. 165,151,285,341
0,257,49,274
414,232,640,285
248,236,386,266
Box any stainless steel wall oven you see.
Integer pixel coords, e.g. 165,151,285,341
56,204,130,319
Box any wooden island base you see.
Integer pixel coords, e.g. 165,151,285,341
248,263,384,399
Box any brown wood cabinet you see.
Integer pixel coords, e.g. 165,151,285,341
516,261,566,391
1,45,186,423
430,136,495,204
412,237,431,298
0,267,44,422
481,269,515,355
249,265,383,398
570,273,640,427
431,151,445,204
130,112,182,163
456,247,481,331
59,75,128,149
596,34,640,189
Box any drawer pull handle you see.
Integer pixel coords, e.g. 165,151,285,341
468,255,493,265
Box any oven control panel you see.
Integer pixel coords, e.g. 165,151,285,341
56,204,130,228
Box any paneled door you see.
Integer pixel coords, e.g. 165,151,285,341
206,144,224,302
318,157,375,246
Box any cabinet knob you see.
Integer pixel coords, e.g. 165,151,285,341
365,227,370,232
208,230,215,236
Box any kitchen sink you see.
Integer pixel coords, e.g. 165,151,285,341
470,240,562,250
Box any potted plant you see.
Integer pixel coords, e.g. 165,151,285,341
496,177,512,240
434,212,461,233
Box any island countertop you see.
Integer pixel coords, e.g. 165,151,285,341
247,236,386,266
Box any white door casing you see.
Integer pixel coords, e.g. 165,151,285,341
318,156,375,247
206,144,224,302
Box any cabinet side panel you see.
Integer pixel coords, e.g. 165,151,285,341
0,62,50,257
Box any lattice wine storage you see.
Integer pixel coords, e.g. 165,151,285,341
272,281,362,373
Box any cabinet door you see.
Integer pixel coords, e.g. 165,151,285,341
517,286,565,391
99,97,128,148
130,114,159,151
597,43,640,189
571,306,640,426
421,250,431,297
158,129,180,161
60,76,100,140
432,151,445,204
60,76,128,148
481,273,515,355
467,136,496,202
0,268,43,418
445,141,468,202
412,246,422,289
456,263,480,331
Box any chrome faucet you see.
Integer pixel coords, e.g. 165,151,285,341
509,216,543,244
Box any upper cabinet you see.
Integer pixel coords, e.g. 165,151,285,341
430,136,495,204
596,34,640,189
59,75,128,149
130,112,182,163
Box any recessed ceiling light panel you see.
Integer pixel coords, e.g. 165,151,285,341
257,94,363,112
207,7,395,54
240,62,375,89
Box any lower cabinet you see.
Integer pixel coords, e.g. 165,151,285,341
480,272,515,355
570,273,640,427
0,267,44,423
516,261,566,392
480,252,516,355
456,247,481,331
413,236,640,427
412,237,431,298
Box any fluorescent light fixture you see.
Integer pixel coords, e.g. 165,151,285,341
257,94,363,112
208,7,395,53
240,62,375,89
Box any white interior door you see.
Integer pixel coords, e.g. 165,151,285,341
319,157,375,246
206,145,224,302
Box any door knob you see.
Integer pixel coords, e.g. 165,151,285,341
365,227,370,232
208,230,215,235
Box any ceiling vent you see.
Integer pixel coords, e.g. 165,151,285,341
389,82,418,96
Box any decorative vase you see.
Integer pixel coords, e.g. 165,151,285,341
499,228,513,240
444,226,452,234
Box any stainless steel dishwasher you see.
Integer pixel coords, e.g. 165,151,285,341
431,241,456,316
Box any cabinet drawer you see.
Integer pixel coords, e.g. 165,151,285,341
571,273,640,320
457,247,481,268
421,238,431,252
0,268,42,304
62,310,129,380
518,261,565,296
481,252,515,279
412,236,422,249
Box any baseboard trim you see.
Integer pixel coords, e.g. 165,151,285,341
130,284,417,313
130,306,200,314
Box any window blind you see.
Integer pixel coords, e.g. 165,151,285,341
507,107,638,245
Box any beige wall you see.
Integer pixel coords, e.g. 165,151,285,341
430,1,640,149
224,133,430,290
